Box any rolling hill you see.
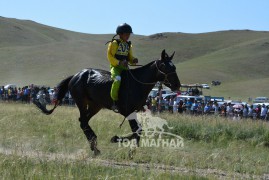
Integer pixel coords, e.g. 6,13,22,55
0,16,268,101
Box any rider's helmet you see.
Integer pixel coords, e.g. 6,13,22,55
116,23,133,34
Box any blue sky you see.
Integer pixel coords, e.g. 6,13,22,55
1,0,268,35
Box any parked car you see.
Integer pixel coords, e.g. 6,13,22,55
162,93,177,100
176,95,204,103
149,88,172,98
211,80,221,86
201,84,210,89
253,102,269,108
253,97,269,103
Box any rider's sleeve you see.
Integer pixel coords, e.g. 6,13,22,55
128,44,136,65
107,41,120,67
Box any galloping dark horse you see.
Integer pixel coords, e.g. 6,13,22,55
34,50,181,155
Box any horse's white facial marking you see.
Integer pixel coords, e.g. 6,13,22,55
169,62,174,67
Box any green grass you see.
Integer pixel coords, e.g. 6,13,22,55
163,113,269,145
2,154,205,180
0,103,269,179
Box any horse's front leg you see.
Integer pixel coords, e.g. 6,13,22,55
111,112,142,146
127,112,142,146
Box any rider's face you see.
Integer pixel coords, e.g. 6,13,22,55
120,33,130,42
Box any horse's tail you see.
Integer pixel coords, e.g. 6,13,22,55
33,75,73,115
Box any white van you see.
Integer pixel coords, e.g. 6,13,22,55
176,95,204,103
149,88,172,98
4,84,17,90
253,97,269,103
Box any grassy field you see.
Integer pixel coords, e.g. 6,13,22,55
1,17,269,179
0,103,269,179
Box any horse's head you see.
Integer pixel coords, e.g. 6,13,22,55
155,50,181,91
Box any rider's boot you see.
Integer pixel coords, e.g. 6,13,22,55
111,101,119,113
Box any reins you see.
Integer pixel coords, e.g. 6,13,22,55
127,60,176,86
127,66,157,85
128,64,143,67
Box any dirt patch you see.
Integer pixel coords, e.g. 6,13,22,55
0,146,263,179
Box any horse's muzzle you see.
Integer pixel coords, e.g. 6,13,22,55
171,82,181,91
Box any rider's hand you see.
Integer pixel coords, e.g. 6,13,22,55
119,60,128,67
133,58,138,64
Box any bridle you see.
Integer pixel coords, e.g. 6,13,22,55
155,60,177,86
127,60,177,86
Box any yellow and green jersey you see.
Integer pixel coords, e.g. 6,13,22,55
107,39,136,67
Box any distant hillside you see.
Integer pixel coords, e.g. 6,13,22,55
0,16,268,100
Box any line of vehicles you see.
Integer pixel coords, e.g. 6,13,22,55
148,84,269,108
149,85,205,105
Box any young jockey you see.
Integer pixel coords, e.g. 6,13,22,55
107,23,138,112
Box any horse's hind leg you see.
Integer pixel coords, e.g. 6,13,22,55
76,99,101,155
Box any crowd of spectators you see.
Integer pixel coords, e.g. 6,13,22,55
0,85,35,103
0,85,74,106
146,95,269,121
1,85,269,121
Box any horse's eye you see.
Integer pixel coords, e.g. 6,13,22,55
160,63,165,69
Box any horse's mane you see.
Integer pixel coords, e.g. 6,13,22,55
129,60,156,73
84,60,157,84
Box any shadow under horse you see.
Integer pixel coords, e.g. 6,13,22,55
34,50,181,155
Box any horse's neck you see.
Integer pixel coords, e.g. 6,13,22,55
129,62,158,93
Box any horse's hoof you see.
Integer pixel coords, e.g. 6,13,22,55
90,139,97,150
93,149,101,156
128,148,136,159
110,135,121,143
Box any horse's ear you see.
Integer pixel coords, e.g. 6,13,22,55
161,49,166,60
170,51,175,60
